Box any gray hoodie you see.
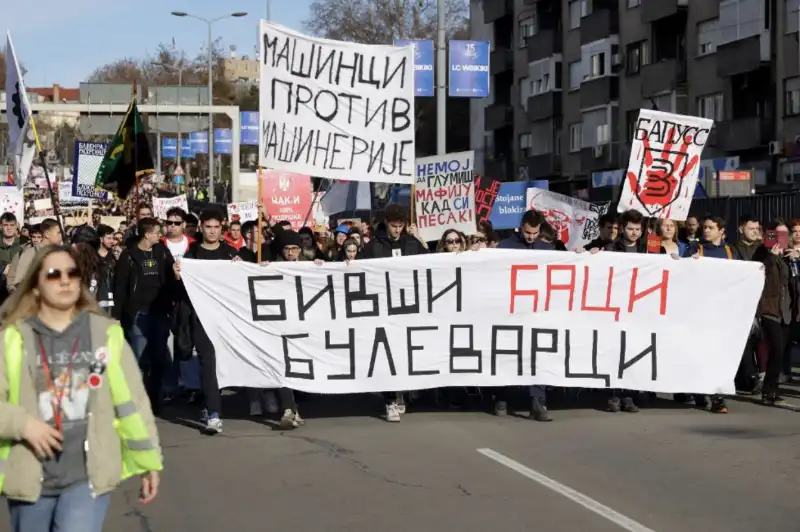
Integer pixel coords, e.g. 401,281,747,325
26,311,95,495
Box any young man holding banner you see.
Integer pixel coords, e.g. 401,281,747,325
495,210,552,422
363,204,427,422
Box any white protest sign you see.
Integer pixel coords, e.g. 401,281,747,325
153,195,189,220
58,181,89,207
259,21,415,184
526,189,608,250
33,198,52,211
180,250,763,395
0,187,24,224
618,109,713,221
414,151,476,242
227,200,259,222
72,141,109,199
311,191,329,230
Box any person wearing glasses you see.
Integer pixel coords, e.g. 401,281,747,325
161,208,195,261
0,245,161,532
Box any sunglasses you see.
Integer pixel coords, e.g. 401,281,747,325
444,239,461,245
165,221,182,226
44,267,81,282
472,237,487,243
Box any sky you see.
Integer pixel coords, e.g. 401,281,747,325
7,0,310,88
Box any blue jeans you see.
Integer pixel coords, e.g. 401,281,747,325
126,311,170,404
8,482,110,532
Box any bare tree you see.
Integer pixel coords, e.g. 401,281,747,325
87,58,144,84
305,0,468,43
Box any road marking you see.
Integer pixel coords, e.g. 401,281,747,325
477,448,656,532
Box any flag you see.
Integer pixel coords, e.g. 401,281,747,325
320,181,372,215
5,32,36,190
94,85,154,198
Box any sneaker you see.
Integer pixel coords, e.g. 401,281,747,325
396,393,406,414
762,394,786,406
621,397,639,413
493,400,508,416
201,410,223,434
710,398,728,414
752,373,765,395
530,398,552,422
279,409,299,429
293,411,305,426
385,403,401,422
249,400,263,417
607,397,621,413
264,391,279,414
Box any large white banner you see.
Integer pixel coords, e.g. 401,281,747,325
181,251,763,395
526,189,608,250
618,109,713,221
414,151,476,242
258,21,415,184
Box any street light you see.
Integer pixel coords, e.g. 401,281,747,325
171,10,247,202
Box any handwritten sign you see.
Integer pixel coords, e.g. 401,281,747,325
526,188,608,249
618,109,713,221
153,195,189,220
474,175,500,225
180,251,763,394
0,187,24,224
227,200,259,223
414,151,476,242
259,21,415,183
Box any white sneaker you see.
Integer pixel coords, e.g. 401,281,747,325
205,416,223,434
264,391,279,413
386,403,401,422
249,400,263,416
396,393,406,414
279,408,298,429
293,411,305,426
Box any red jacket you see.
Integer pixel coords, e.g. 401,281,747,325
225,234,244,250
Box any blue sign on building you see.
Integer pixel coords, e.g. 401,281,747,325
162,137,177,159
394,40,434,97
214,128,233,154
240,112,259,145
448,40,490,98
488,180,549,230
180,137,194,159
190,131,208,154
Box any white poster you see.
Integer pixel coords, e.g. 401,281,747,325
311,191,329,230
618,109,713,221
153,195,189,220
72,141,109,199
414,151,476,242
258,21,415,184
227,200,259,223
58,182,90,207
0,187,24,224
526,189,608,250
180,250,763,395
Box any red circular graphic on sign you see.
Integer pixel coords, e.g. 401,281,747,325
88,374,102,389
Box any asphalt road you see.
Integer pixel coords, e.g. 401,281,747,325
2,389,798,532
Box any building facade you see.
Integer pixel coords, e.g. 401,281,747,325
470,0,800,200
222,58,260,85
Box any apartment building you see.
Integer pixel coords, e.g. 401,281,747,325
470,0,800,200
222,57,260,85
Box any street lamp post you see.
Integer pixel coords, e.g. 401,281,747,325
171,10,247,202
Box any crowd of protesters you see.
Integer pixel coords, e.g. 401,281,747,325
0,200,795,435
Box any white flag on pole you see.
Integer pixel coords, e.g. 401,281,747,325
5,32,37,189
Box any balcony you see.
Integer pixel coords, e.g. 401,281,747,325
526,153,562,180
490,48,514,75
581,143,620,174
580,76,618,109
717,35,768,77
527,91,562,122
527,29,562,63
580,8,618,46
641,0,688,24
483,0,512,24
716,117,772,152
484,104,513,131
641,59,687,97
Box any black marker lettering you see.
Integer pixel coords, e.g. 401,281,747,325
282,333,313,379
326,329,356,380
618,332,657,381
248,275,286,321
406,326,439,376
367,327,397,377
295,275,335,320
449,325,482,374
564,330,611,386
491,326,523,376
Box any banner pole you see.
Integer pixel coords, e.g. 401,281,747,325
410,184,416,226
29,116,65,238
257,167,263,263
300,178,326,230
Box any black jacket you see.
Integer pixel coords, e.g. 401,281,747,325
730,240,759,261
363,233,427,258
112,242,175,322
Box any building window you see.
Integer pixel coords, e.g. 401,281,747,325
787,0,800,34
697,93,724,121
626,41,649,75
697,19,719,55
529,58,560,96
627,0,641,7
786,77,800,116
519,76,530,111
569,0,581,29
581,0,592,17
519,16,536,47
588,52,606,79
718,0,765,46
568,61,582,90
581,108,609,147
519,133,533,158
530,121,554,156
569,123,582,152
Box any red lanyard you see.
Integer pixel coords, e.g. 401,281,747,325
38,334,81,433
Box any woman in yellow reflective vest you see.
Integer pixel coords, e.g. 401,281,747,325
0,245,163,532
